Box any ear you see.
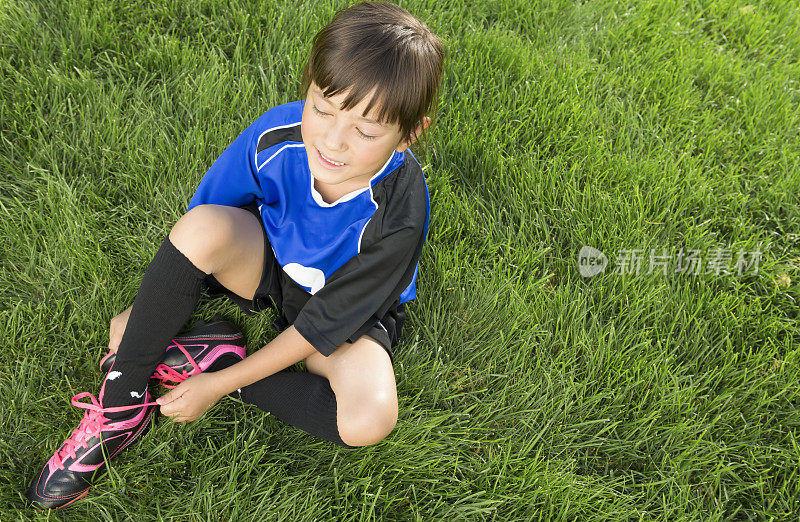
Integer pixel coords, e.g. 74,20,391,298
396,116,432,153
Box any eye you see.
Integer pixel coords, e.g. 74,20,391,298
312,105,330,117
357,128,377,140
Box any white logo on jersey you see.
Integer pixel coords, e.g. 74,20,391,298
283,263,326,294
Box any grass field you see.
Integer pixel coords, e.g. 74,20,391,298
2,0,800,519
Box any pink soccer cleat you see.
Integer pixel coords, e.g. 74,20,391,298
100,316,247,388
28,380,158,510
29,318,247,509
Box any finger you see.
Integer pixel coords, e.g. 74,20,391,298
157,393,175,406
157,387,185,406
160,398,184,416
164,409,183,420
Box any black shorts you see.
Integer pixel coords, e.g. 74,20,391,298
203,201,405,365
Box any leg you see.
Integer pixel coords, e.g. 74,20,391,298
28,204,266,509
304,335,398,447
237,335,397,448
169,204,265,301
108,203,266,346
104,204,264,412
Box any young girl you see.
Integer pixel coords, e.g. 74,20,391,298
28,1,444,510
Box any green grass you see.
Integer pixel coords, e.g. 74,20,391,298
2,0,799,519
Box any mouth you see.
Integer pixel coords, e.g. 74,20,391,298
316,148,346,169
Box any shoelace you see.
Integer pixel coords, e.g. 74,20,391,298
150,341,202,389
54,341,202,469
54,392,159,471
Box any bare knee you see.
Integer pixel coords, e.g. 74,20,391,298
338,399,398,447
168,204,236,273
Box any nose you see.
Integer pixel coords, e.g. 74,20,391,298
322,120,348,152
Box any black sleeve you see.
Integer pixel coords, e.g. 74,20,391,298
292,175,427,357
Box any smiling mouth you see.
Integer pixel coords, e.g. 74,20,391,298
317,148,346,167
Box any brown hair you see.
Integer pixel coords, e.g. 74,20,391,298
300,2,445,147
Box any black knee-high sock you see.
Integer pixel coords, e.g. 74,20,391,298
237,370,357,449
103,235,207,417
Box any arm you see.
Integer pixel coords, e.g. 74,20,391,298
210,325,317,396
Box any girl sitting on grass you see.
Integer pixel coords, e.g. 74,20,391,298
28,1,444,509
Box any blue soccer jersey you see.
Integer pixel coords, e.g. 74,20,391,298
187,100,430,356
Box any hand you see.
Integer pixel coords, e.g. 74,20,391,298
156,373,224,423
108,305,133,353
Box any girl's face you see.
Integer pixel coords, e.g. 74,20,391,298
301,82,422,195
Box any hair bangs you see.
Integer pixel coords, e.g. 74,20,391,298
300,2,445,145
